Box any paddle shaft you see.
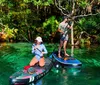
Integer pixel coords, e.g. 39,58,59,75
21,34,42,53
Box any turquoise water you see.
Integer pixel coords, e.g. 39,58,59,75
0,43,100,85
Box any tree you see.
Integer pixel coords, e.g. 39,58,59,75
55,0,100,45
55,0,100,55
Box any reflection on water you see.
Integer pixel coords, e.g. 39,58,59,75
30,80,42,85
0,43,100,85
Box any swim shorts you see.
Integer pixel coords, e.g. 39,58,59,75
60,34,68,41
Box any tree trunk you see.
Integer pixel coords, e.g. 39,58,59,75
71,21,74,45
71,21,74,56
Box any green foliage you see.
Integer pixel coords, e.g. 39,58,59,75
43,16,59,33
80,38,85,47
77,15,100,34
33,0,53,6
78,18,86,30
23,0,53,6
4,25,18,39
0,0,5,5
0,0,99,44
97,35,100,44
78,0,88,8
74,15,100,46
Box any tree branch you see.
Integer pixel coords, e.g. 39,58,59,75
74,12,100,19
71,0,75,15
54,0,70,16
55,0,66,15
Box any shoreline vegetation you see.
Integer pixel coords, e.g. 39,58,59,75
0,30,100,47
0,0,100,46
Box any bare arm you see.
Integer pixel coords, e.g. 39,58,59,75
67,24,72,29
58,28,64,34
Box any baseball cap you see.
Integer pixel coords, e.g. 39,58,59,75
35,36,43,42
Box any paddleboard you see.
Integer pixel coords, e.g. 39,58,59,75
9,58,53,85
52,51,82,67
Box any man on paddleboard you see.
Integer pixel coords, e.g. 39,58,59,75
58,16,71,58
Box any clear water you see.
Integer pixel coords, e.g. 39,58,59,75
0,43,100,85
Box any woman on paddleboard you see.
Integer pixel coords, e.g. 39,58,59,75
30,36,48,67
24,36,48,71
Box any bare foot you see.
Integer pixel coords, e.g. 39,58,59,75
58,53,62,58
65,53,69,57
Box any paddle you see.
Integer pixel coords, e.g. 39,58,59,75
20,34,42,52
57,20,74,60
64,21,75,60
20,35,43,71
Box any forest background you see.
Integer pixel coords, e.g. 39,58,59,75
0,0,100,47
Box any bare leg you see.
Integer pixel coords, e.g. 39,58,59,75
58,40,63,58
39,57,45,67
63,40,69,56
29,57,38,66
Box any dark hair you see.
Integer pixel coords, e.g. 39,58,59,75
63,16,68,20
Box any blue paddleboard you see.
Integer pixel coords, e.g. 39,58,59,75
52,51,82,67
